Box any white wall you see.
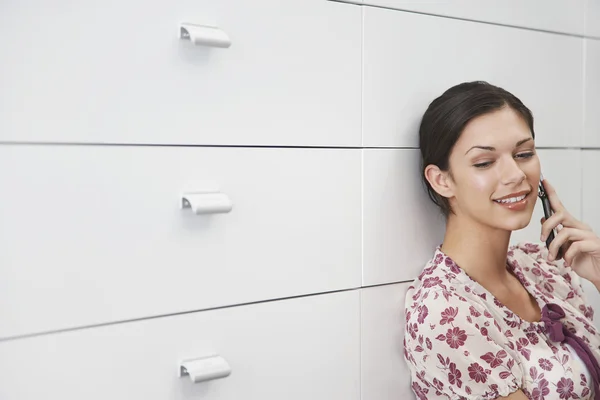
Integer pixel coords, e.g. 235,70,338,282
358,2,600,400
0,1,598,399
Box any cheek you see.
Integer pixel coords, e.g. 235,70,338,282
525,159,541,180
466,173,495,197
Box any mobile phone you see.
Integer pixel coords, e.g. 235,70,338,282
538,177,563,259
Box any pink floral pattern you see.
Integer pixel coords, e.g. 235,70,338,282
404,242,600,399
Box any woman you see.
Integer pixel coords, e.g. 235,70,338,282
404,81,600,400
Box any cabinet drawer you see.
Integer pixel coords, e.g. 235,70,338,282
362,7,583,148
0,290,360,400
586,1,600,38
585,39,600,147
0,145,361,339
361,283,413,400
362,149,444,285
0,0,361,146
352,0,585,35
583,150,600,241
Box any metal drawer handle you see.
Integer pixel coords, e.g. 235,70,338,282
180,355,232,383
180,23,231,48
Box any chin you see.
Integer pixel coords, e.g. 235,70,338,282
495,207,536,232
485,199,536,232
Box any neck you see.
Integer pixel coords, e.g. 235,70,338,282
441,213,513,286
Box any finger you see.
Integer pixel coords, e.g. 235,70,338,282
563,241,581,267
547,228,594,261
563,240,600,267
541,212,565,242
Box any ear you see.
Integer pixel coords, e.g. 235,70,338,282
424,164,454,199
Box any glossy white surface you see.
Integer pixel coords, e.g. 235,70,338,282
346,0,586,35
361,283,414,400
586,0,600,37
0,0,361,146
363,7,583,148
583,151,600,235
0,290,361,400
585,39,600,147
0,146,361,339
362,149,444,285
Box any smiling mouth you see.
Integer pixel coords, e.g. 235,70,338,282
493,194,527,204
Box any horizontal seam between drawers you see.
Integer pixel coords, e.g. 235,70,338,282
1,286,366,343
0,142,594,151
1,281,412,343
330,0,593,39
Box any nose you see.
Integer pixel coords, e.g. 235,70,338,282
500,157,526,186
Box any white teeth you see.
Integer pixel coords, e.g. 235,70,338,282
495,194,526,204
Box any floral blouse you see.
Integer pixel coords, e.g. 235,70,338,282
404,242,600,399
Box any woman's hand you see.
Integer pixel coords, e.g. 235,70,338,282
540,178,600,287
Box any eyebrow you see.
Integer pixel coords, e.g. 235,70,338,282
465,138,533,155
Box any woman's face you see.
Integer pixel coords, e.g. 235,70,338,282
446,106,541,232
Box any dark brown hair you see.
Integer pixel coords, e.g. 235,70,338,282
419,81,536,217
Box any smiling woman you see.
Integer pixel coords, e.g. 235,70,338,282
404,81,600,400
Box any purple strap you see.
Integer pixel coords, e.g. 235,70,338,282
542,303,600,400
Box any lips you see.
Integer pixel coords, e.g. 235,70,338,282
494,194,527,204
492,190,531,211
492,190,531,203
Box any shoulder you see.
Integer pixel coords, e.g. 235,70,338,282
404,251,523,399
405,248,470,316
405,249,500,344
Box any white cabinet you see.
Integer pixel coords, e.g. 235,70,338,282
583,150,600,243
585,39,600,147
339,0,585,35
361,283,414,400
0,145,361,339
586,0,600,37
0,0,361,146
0,290,361,400
362,7,583,148
362,149,444,285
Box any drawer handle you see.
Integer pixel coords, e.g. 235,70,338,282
180,355,232,383
181,190,233,215
180,23,231,48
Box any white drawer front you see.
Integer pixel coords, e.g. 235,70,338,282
352,0,585,35
0,0,361,146
583,150,600,234
585,39,600,147
587,1,600,38
0,290,360,400
0,145,361,339
361,283,414,400
362,149,444,285
363,7,583,148
511,149,582,245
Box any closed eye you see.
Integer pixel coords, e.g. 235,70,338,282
516,152,534,159
474,161,493,168
474,152,534,168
